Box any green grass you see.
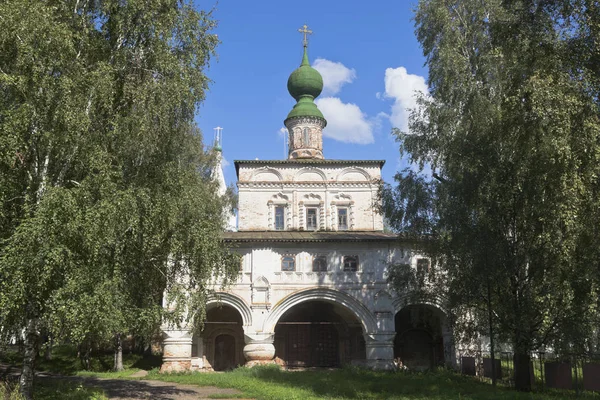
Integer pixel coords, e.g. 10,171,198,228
1,344,161,377
4,346,600,399
148,365,600,400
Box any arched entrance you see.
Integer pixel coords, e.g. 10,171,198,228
193,305,245,371
394,304,445,370
274,300,365,368
213,334,236,371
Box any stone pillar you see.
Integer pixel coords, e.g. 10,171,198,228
365,333,396,370
442,320,457,369
161,328,193,372
243,332,276,367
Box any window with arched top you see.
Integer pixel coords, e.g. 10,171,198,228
303,127,310,146
343,255,359,272
312,255,327,272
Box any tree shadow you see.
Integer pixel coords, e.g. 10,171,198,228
248,366,586,399
38,375,238,400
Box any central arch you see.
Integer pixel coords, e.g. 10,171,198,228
264,288,377,334
264,288,376,368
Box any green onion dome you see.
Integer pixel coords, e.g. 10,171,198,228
285,47,325,121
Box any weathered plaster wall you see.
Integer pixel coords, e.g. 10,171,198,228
236,162,383,231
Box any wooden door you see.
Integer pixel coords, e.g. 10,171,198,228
213,334,236,371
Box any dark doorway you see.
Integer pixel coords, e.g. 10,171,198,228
274,301,365,368
394,305,444,370
198,305,244,371
213,334,236,371
284,323,339,367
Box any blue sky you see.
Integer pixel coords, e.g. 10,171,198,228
194,0,429,186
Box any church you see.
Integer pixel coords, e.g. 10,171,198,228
161,27,456,372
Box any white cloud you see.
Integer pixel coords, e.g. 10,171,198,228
316,97,374,144
383,67,428,131
313,59,356,96
277,127,287,137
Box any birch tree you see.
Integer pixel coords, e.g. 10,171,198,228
0,1,238,397
382,0,600,391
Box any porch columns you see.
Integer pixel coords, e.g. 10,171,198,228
161,328,193,372
364,332,396,370
243,331,276,367
442,319,457,369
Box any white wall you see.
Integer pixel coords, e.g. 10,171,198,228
237,162,384,231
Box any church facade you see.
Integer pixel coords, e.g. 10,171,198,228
161,33,456,372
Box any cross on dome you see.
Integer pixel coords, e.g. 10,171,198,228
298,24,312,48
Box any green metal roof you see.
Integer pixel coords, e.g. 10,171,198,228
287,47,323,101
285,97,325,120
285,46,325,122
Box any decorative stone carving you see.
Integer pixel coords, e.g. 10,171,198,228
251,276,270,306
286,116,325,159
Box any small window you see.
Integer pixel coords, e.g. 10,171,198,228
338,208,348,230
303,127,310,146
274,206,285,230
416,258,431,284
343,255,359,272
312,256,327,272
281,255,295,271
306,207,318,230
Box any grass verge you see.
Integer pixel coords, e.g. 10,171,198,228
148,365,600,400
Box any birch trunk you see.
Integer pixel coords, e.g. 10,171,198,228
114,333,123,371
19,319,39,400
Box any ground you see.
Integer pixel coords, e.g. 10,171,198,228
1,347,599,399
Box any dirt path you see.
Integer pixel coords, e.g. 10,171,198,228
39,375,246,400
1,364,248,400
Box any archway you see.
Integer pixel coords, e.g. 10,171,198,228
274,300,366,368
394,304,445,370
193,304,245,371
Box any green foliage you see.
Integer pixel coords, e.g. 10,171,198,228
381,0,600,391
0,0,238,386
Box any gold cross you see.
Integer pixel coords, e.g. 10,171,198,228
298,24,312,47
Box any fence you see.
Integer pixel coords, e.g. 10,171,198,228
457,349,600,394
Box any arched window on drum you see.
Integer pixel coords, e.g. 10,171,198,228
303,127,310,146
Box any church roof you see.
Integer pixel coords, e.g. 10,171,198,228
234,159,385,176
223,231,401,243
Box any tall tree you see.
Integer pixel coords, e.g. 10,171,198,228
0,0,238,397
382,0,600,391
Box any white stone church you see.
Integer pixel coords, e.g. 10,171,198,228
161,33,456,372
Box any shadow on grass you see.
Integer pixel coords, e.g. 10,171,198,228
244,366,599,400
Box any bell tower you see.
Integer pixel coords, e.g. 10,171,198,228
284,25,327,160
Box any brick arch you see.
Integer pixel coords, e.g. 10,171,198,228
207,292,252,327
263,287,377,334
335,167,372,182
392,293,450,317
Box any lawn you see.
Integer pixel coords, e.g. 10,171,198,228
3,346,600,399
148,366,600,400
